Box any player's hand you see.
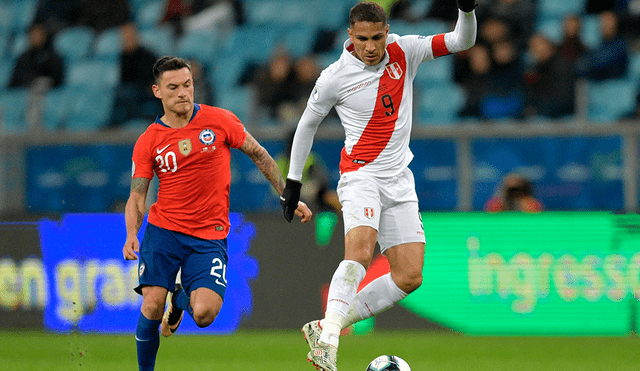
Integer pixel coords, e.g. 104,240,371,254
295,201,313,223
123,235,140,260
457,0,477,12
280,178,302,222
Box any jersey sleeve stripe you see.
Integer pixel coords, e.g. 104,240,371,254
431,33,450,58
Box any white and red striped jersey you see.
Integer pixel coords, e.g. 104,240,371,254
287,10,476,182
305,33,449,177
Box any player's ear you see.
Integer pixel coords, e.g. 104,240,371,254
152,84,162,99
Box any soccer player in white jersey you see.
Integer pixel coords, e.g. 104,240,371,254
279,1,477,370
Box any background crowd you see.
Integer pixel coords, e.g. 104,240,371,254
1,0,639,133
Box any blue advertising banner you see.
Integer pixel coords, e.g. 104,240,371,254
472,136,623,210
39,213,258,333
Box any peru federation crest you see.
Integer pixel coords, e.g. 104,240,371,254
178,139,192,156
385,62,403,80
364,207,375,219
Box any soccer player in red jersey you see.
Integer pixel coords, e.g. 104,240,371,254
122,56,312,371
278,2,477,370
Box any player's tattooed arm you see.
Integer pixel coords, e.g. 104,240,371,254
126,177,150,233
239,132,286,194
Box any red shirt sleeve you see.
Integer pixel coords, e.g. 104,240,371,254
131,131,154,179
222,109,247,149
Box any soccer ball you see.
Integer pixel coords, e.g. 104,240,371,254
365,355,412,371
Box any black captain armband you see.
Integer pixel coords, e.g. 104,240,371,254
456,0,477,12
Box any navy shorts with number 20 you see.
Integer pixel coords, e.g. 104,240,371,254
134,222,229,299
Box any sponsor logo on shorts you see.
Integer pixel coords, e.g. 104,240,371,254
364,207,374,219
138,264,145,277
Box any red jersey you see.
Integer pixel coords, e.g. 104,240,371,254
131,104,247,240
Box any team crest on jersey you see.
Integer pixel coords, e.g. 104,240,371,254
178,139,192,156
364,207,375,219
386,62,403,80
199,129,216,145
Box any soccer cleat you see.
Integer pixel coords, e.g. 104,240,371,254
160,284,184,337
306,343,338,371
301,320,323,351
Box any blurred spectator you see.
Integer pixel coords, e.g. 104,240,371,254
108,23,161,128
424,0,458,23
476,0,537,47
162,0,245,36
523,34,577,119
250,48,298,121
484,173,543,212
190,59,215,106
276,56,322,124
9,24,64,89
576,11,629,81
458,44,492,118
78,0,131,34
33,0,131,35
32,0,83,35
557,15,587,65
482,39,526,120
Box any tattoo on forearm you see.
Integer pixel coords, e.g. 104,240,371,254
136,211,143,230
253,146,285,194
130,177,150,195
241,134,286,194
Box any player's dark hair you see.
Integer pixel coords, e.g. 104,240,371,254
349,1,387,26
152,56,192,84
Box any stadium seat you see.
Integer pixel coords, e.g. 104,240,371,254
243,0,309,27
587,79,636,123
0,4,13,33
66,60,120,90
390,20,447,37
222,25,279,65
176,30,218,63
65,89,115,132
539,0,585,19
279,24,318,58
0,60,13,89
216,86,254,123
415,55,453,87
53,26,95,62
581,14,602,49
210,53,247,90
12,0,37,34
140,26,175,57
134,1,166,30
94,27,123,61
42,87,69,132
9,33,28,60
416,84,465,125
536,18,563,43
628,52,640,84
0,88,29,134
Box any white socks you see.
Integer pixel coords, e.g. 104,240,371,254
319,260,366,347
342,273,408,329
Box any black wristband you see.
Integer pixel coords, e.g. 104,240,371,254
456,0,477,12
285,178,302,193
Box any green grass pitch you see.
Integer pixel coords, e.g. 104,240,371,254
1,330,639,370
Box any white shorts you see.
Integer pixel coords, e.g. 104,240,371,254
337,167,426,253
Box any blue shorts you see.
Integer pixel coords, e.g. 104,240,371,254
134,222,229,299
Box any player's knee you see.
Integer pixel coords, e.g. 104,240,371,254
396,269,422,294
192,305,220,328
141,300,165,320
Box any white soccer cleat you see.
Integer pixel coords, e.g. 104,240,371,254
301,320,322,351
306,343,338,371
